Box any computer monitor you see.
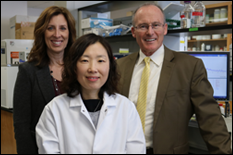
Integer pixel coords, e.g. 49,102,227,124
181,51,230,101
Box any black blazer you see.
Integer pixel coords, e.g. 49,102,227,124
13,61,55,154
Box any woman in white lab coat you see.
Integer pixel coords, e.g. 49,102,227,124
36,33,146,154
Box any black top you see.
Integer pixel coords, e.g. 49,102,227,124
13,61,55,154
83,99,103,112
50,76,64,96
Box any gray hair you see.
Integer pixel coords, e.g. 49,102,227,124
132,3,166,26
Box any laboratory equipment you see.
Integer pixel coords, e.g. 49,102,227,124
1,39,34,109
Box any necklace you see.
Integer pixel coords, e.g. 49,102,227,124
50,70,61,95
93,99,101,112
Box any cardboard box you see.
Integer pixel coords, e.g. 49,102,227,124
81,17,113,29
15,22,35,39
10,15,38,39
16,27,34,39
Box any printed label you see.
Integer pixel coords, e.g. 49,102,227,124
10,52,19,58
189,27,199,32
192,12,203,16
119,48,129,53
11,51,19,64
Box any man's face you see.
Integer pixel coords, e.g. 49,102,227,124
131,5,168,56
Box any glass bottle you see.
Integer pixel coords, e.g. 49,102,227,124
192,1,206,27
180,1,194,28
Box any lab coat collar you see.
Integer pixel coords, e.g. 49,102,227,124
69,92,117,108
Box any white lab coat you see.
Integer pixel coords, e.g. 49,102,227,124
36,92,146,154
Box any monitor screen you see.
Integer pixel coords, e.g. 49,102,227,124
182,52,230,101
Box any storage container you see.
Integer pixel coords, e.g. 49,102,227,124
212,34,221,39
81,17,113,29
214,9,220,22
220,8,227,21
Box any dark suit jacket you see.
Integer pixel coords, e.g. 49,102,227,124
116,46,231,154
13,61,55,154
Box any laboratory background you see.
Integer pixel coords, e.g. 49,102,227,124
1,1,232,154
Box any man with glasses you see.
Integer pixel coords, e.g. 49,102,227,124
116,3,231,154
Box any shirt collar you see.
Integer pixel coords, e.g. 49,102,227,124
138,44,164,67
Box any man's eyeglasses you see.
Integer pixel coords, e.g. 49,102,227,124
134,23,165,31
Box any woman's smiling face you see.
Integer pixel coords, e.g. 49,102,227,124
45,14,69,55
76,42,110,95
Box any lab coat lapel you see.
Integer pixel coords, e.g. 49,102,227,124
36,66,55,105
69,94,116,131
73,94,97,131
153,47,175,126
97,93,116,129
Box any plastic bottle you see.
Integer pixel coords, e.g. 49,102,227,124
201,43,205,51
205,14,209,23
192,1,206,27
192,45,196,51
220,8,227,22
215,45,220,51
180,1,194,28
214,9,220,23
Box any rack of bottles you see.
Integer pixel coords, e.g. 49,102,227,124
180,1,232,51
180,1,206,28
